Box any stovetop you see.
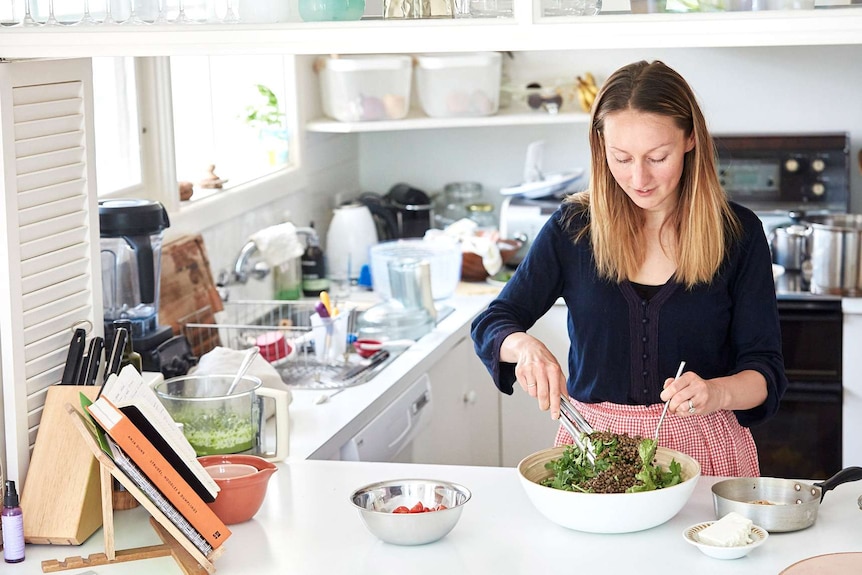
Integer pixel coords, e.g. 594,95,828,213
775,270,842,302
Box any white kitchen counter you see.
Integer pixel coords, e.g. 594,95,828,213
283,288,498,462
13,459,862,574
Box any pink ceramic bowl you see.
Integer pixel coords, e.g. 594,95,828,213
198,454,278,525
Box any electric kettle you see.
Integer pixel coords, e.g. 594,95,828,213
326,202,379,285
99,199,170,341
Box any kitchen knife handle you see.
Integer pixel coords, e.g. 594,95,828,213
105,328,127,380
83,336,104,386
60,328,87,385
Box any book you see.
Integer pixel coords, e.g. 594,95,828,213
98,365,219,502
105,437,214,557
86,394,232,549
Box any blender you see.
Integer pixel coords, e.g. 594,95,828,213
100,199,186,374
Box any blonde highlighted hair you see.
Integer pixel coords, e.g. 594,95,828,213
565,60,740,289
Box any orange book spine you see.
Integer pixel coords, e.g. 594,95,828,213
87,398,231,549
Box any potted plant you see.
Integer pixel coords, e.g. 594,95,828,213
243,84,289,166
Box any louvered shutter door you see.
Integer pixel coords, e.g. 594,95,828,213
0,58,103,487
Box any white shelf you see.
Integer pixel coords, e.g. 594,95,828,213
305,107,590,133
0,10,860,58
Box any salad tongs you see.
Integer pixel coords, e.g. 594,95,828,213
559,396,596,464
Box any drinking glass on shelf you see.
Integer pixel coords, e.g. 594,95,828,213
152,0,167,23
16,0,41,25
71,0,99,24
102,0,118,23
120,0,146,23
223,0,239,22
173,0,194,22
44,0,60,24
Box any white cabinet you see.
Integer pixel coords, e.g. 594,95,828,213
499,303,569,467
842,300,862,467
407,332,501,466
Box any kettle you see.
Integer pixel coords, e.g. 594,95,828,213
326,203,379,284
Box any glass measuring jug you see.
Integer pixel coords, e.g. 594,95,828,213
155,374,289,462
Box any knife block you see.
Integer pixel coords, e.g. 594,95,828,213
20,386,104,545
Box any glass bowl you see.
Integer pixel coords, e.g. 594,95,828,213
369,238,462,301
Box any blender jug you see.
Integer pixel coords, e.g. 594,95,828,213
99,199,170,341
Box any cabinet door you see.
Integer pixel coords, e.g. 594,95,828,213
499,304,569,467
843,311,862,468
0,58,102,486
408,334,501,467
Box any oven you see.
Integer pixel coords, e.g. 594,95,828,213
749,297,843,479
715,133,850,480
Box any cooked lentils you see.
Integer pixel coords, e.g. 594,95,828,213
581,431,643,494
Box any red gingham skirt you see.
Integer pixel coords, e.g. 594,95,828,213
554,400,760,477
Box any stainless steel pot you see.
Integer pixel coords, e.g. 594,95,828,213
804,214,862,296
711,466,862,532
770,223,811,271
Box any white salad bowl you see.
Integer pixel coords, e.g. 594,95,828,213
517,445,701,534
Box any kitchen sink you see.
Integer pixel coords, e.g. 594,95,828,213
181,299,407,390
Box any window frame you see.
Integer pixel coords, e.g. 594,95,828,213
98,54,307,238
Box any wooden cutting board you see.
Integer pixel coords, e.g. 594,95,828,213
780,552,862,574
159,234,223,357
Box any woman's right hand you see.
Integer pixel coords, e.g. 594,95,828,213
500,332,567,420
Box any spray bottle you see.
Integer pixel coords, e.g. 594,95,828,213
3,480,25,563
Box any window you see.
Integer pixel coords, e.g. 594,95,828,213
89,54,299,234
169,55,293,200
92,57,142,196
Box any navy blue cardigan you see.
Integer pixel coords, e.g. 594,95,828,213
471,201,787,428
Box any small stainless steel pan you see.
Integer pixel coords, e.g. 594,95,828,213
712,467,862,532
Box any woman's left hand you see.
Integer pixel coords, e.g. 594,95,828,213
660,368,769,416
659,370,726,417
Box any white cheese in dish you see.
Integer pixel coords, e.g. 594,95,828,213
697,512,753,547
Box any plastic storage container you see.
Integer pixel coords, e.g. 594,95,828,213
414,52,502,118
319,55,412,122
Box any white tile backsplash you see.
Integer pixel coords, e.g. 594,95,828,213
198,132,361,302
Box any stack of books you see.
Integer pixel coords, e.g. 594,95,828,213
83,365,232,555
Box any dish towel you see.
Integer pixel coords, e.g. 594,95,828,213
249,222,305,267
426,219,503,276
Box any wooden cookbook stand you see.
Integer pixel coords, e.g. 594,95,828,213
40,403,225,574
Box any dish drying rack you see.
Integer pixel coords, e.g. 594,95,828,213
181,300,388,390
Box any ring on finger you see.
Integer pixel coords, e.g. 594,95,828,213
688,399,696,414
527,382,537,388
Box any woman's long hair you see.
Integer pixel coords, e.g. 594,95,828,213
565,60,739,289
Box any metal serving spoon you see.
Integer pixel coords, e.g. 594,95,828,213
226,346,260,395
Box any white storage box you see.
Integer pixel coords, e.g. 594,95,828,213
414,52,502,118
319,55,412,122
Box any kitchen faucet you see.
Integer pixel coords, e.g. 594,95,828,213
217,226,318,301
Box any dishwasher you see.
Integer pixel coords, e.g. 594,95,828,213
338,374,433,462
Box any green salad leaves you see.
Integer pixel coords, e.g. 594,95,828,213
542,433,683,494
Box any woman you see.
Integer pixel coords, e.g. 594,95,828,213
471,60,787,477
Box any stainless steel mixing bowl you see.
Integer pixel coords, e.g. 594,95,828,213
349,478,471,545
